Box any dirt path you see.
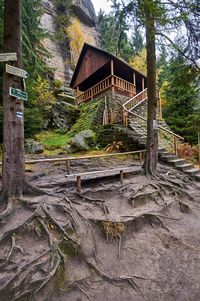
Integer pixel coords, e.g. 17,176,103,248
0,156,200,301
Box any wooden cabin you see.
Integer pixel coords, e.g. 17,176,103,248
70,43,147,105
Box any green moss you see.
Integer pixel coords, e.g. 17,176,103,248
55,263,69,291
68,99,105,136
60,239,80,258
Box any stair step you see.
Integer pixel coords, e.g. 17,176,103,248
158,148,165,152
168,159,186,166
195,174,200,181
184,168,200,175
177,163,194,171
160,155,177,161
159,150,170,156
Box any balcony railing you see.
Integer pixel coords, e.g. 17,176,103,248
77,75,136,104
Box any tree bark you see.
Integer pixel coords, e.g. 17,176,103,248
144,2,158,175
2,0,26,197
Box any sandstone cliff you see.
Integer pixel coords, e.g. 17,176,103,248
41,0,100,85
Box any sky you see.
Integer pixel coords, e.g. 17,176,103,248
92,0,111,14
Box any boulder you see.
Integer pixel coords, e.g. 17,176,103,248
69,130,96,152
72,0,97,26
25,139,44,154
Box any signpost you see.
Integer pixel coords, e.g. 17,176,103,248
9,87,28,101
6,64,29,78
0,52,17,62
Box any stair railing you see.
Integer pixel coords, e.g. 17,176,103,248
122,89,184,155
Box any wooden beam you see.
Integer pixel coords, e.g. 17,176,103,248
142,78,145,91
133,72,136,94
111,60,114,75
111,60,114,92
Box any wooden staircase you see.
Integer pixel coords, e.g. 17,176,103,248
122,89,200,180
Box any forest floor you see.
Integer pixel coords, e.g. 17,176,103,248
0,155,200,301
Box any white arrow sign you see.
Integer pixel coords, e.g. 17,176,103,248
0,52,17,62
6,64,29,78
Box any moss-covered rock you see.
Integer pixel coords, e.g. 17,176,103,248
69,129,96,152
68,98,105,136
96,124,143,151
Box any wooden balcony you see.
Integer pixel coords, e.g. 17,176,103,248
77,75,136,105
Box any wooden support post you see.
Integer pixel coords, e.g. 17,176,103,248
66,160,71,175
77,176,81,192
174,137,177,155
139,152,143,164
120,170,124,184
133,72,136,94
111,60,114,92
142,78,145,91
159,90,162,119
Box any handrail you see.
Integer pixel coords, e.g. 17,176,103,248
123,88,147,107
123,89,184,141
77,75,135,104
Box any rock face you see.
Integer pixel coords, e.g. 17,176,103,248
51,101,79,131
41,0,100,85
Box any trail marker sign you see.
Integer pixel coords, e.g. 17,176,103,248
9,87,28,101
6,64,29,78
0,53,17,62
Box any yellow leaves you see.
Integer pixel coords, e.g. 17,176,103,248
160,80,169,107
33,76,55,115
129,48,147,75
66,18,95,68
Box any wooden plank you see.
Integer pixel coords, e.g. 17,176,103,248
65,166,138,179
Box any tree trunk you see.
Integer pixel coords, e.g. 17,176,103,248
2,0,26,197
144,2,158,175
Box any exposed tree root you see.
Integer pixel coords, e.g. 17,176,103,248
0,167,199,301
0,196,13,222
85,259,148,300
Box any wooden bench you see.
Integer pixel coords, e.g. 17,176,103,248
65,166,140,192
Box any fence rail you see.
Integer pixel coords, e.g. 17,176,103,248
77,75,135,104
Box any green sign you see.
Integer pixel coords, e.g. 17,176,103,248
9,87,28,101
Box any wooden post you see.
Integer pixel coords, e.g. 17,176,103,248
120,170,124,184
91,87,93,101
133,72,136,94
77,176,81,192
66,160,71,175
111,60,114,92
174,136,177,155
159,90,162,119
142,77,145,91
139,152,143,164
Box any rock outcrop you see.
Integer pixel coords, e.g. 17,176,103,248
41,0,100,85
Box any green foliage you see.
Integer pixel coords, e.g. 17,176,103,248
22,0,49,77
162,56,200,144
36,131,72,150
24,107,44,138
53,0,72,43
0,0,50,140
98,3,143,61
32,76,56,118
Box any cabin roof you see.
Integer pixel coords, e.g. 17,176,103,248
70,43,147,89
